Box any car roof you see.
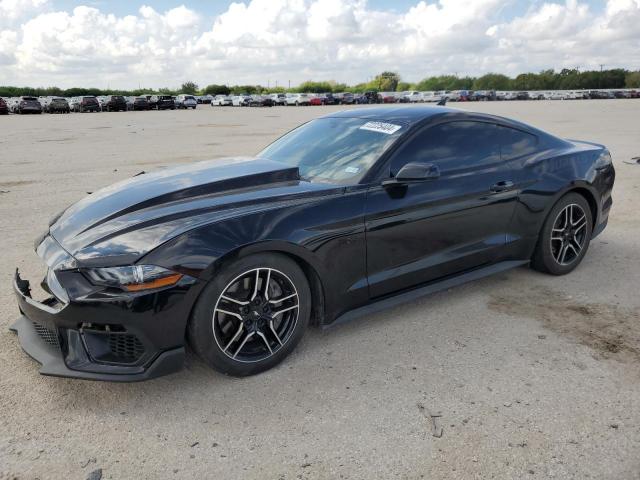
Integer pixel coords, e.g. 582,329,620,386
323,106,548,135
324,106,457,126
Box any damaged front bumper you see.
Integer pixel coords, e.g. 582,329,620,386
11,267,188,382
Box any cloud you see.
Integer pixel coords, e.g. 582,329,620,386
0,0,638,88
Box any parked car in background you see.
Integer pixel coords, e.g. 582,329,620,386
197,95,213,104
132,97,150,110
15,96,42,114
102,95,127,112
269,93,287,106
420,91,436,103
248,95,275,107
309,94,324,106
176,95,198,109
361,91,381,104
472,90,496,101
286,93,311,106
151,95,176,110
378,92,396,103
94,96,105,111
73,95,102,113
442,91,459,101
45,97,70,113
403,91,422,103
232,95,251,106
322,93,338,105
338,92,356,104
212,95,233,106
516,91,530,101
0,97,8,114
145,95,156,109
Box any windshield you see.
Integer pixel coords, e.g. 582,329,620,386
259,117,404,184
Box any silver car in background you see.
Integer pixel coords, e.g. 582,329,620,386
175,94,198,109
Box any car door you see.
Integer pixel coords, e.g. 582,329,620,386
364,120,520,298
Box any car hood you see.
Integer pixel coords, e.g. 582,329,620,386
49,158,342,266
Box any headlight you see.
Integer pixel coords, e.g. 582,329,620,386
595,151,612,169
46,268,69,303
83,265,183,292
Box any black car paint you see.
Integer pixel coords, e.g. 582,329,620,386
103,96,127,112
11,106,615,380
155,96,176,110
78,97,100,112
133,97,150,110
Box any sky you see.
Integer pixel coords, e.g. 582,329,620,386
0,0,638,89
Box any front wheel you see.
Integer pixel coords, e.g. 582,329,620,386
531,192,593,275
188,253,311,376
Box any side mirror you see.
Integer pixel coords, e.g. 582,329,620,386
383,162,440,186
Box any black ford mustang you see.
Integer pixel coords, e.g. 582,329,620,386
11,106,615,381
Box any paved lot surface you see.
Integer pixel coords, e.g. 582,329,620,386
1,101,639,480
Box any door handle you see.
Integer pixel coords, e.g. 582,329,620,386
490,180,514,193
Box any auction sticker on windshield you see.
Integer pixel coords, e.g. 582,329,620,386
359,121,402,135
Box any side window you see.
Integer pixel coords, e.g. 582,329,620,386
390,121,501,175
498,126,538,160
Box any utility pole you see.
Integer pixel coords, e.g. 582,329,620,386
288,80,291,89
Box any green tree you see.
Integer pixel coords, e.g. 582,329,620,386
229,85,258,95
365,71,400,91
159,87,177,95
626,71,640,88
203,84,230,95
472,73,512,91
298,81,334,93
180,81,199,94
395,82,412,92
415,75,474,91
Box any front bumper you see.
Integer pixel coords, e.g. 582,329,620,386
11,269,190,382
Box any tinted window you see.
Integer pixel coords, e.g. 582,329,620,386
390,121,501,175
498,126,538,160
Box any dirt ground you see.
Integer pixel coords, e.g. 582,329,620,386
0,100,639,480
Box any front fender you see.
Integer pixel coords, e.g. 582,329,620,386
140,189,369,323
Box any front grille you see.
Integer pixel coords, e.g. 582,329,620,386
107,334,145,362
32,321,60,349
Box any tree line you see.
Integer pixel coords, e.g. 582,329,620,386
2,69,639,98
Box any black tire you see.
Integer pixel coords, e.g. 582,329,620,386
188,252,311,376
531,192,593,275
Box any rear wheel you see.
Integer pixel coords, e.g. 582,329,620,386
531,193,593,275
188,253,311,376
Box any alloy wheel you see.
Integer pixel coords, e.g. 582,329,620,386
212,268,299,363
550,203,588,266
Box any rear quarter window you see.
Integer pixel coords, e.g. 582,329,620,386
498,127,538,160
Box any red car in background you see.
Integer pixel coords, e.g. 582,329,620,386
309,95,324,105
0,98,8,114
380,93,397,103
